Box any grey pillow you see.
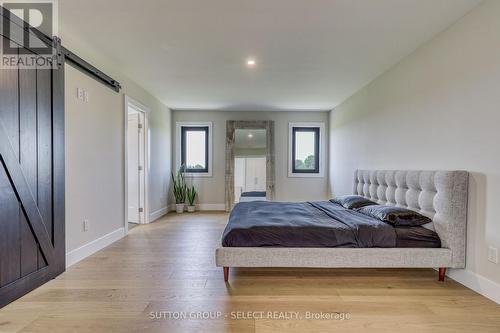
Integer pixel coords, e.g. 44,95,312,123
331,195,376,209
356,205,432,227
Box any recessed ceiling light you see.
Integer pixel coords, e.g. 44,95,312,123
246,59,256,67
248,133,253,138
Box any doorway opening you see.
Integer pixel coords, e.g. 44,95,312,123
124,96,150,234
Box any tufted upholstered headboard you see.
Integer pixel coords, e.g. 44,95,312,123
353,170,469,268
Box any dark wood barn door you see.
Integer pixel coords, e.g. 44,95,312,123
0,9,65,307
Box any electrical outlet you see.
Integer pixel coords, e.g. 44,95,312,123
83,219,90,232
488,246,498,264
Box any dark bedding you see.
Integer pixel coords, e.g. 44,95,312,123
394,226,441,248
221,201,441,248
241,191,266,197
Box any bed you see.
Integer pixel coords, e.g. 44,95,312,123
215,170,468,282
238,191,267,202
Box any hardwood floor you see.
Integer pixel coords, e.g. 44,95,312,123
1,212,499,332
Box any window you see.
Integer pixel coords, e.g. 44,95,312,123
181,126,209,172
288,123,324,177
177,122,212,176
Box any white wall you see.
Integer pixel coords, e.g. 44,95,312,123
147,98,172,219
65,65,123,253
173,110,329,206
62,32,172,263
329,0,500,301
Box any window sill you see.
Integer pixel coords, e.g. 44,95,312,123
183,172,212,178
288,172,324,178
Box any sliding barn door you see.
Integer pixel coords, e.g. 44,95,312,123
0,9,65,307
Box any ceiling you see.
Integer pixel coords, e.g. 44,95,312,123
58,0,482,111
235,129,267,149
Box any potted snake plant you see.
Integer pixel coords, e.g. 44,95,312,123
171,167,187,213
186,186,197,212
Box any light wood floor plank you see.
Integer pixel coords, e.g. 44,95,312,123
0,212,498,333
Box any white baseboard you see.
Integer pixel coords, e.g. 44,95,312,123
448,268,500,304
65,227,125,268
150,207,168,222
168,203,225,211
196,203,225,211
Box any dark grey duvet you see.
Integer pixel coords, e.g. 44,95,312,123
221,201,441,248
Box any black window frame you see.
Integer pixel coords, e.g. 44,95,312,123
181,126,209,173
291,127,320,174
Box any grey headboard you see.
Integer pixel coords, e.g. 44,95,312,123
354,170,468,268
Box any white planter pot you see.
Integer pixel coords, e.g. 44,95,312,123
175,204,185,214
187,205,196,213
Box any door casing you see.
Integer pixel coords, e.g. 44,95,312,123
124,95,151,234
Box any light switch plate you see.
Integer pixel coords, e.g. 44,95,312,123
76,87,84,100
488,246,498,264
83,219,90,232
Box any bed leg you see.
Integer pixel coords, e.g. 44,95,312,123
223,267,229,282
438,267,446,282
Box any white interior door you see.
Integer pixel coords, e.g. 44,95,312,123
234,158,246,202
127,112,142,223
244,157,266,191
